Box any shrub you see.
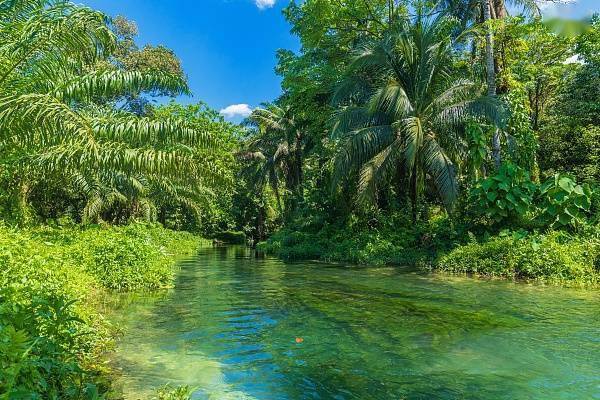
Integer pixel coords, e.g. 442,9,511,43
69,224,201,291
260,208,600,286
468,167,597,232
258,215,441,266
469,163,537,224
153,384,194,400
0,286,106,399
437,229,600,285
0,223,203,398
537,174,594,229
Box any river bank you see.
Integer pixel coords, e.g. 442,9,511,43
2,221,598,398
258,216,600,287
0,223,204,399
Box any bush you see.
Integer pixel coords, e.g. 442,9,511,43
468,163,536,224
467,166,597,231
258,214,445,266
261,209,599,286
0,286,107,399
74,225,199,291
153,384,194,400
537,174,594,229
437,229,600,285
0,223,203,399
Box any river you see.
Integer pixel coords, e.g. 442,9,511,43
108,246,600,399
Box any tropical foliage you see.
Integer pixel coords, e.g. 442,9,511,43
250,0,600,286
0,1,226,398
0,0,229,229
537,174,594,229
331,15,502,216
0,223,202,398
469,163,537,224
1,0,599,397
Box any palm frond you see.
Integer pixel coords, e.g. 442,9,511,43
52,70,189,103
423,134,458,209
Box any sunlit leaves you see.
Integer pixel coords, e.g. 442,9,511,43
0,0,222,225
537,174,594,228
331,15,504,212
469,163,537,223
52,70,189,104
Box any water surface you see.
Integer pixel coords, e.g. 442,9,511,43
110,246,600,399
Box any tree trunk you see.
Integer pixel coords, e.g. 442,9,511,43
482,0,502,168
494,0,507,19
294,132,304,201
533,78,541,131
410,169,418,223
395,162,409,208
158,206,167,226
18,180,31,225
257,203,266,241
273,185,283,216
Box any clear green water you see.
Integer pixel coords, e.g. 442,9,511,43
109,246,600,399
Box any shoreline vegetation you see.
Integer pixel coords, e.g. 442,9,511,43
0,223,203,399
258,220,600,287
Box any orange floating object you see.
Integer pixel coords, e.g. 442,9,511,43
295,337,304,343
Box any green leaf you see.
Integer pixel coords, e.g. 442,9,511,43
574,195,591,210
515,203,528,215
558,177,575,192
506,192,517,205
558,213,572,225
482,179,494,191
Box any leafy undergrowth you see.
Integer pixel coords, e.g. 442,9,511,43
259,213,600,286
436,228,600,286
258,213,458,266
0,223,204,399
153,384,194,400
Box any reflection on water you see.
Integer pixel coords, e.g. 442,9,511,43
109,246,600,399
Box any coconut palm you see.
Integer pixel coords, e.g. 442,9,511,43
244,104,306,214
0,0,222,223
332,15,504,220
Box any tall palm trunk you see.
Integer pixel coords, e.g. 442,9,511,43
410,167,418,223
17,180,32,225
494,0,507,19
482,0,502,168
294,131,304,201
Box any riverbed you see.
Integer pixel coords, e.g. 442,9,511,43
109,246,600,399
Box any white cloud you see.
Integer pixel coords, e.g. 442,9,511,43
255,0,276,10
220,104,253,119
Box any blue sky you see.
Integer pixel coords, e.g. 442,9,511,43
80,0,598,121
79,0,299,120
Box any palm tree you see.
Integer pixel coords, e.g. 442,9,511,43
332,15,503,221
0,0,221,223
439,0,544,167
245,104,305,214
